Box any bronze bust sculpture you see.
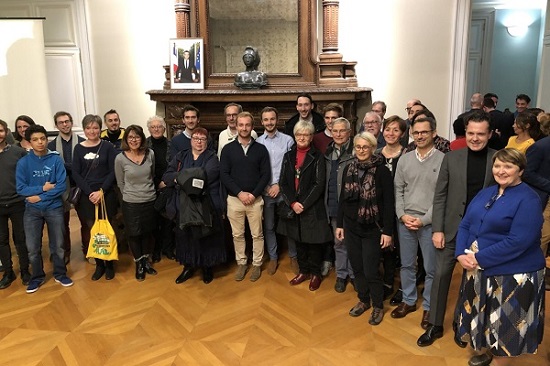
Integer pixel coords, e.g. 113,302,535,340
234,46,268,89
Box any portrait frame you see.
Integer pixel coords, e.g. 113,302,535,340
170,38,204,90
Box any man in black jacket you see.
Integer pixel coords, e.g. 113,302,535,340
220,112,271,282
284,93,325,138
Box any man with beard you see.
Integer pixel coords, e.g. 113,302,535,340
284,93,325,138
101,109,125,151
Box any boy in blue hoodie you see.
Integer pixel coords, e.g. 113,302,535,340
16,124,73,293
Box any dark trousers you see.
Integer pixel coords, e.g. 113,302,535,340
0,201,29,272
129,234,155,260
153,214,174,256
429,240,458,326
345,223,384,309
296,241,323,277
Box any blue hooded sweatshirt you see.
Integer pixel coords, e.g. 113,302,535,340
16,149,67,210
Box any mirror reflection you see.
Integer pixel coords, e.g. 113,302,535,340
209,0,298,74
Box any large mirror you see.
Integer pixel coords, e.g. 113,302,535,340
193,0,318,88
209,0,298,74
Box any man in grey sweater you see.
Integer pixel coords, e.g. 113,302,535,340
391,117,444,330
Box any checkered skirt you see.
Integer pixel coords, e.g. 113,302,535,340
454,268,545,357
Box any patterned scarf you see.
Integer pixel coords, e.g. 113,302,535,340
342,154,383,225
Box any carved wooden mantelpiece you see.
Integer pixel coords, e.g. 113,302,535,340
147,87,371,139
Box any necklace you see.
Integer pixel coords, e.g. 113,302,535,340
126,151,144,164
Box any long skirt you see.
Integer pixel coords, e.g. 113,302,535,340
455,267,545,357
175,211,227,268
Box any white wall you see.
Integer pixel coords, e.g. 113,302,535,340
84,0,458,137
339,0,458,138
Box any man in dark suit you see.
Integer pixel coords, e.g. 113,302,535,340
176,50,196,83
417,110,496,347
523,119,550,290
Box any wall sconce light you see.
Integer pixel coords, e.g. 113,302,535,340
507,25,528,37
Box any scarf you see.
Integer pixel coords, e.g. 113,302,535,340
342,154,383,225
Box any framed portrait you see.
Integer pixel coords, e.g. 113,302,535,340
170,38,204,89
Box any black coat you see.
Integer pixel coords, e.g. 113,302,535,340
277,146,332,244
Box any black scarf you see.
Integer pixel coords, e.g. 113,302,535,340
342,154,382,225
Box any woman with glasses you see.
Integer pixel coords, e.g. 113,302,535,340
115,125,158,281
163,127,226,284
335,132,395,325
72,114,117,280
455,148,545,366
278,121,332,291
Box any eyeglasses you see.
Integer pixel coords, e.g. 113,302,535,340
332,129,350,135
363,121,379,126
128,136,141,141
295,133,312,138
149,125,164,130
192,137,207,142
354,145,372,151
57,120,71,125
411,130,432,137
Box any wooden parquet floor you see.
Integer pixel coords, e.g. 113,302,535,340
0,213,549,365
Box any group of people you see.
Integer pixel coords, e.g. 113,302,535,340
0,92,547,366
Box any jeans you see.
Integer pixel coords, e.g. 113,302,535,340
331,217,354,280
263,195,280,260
0,201,29,272
227,195,264,266
397,222,435,310
24,205,67,281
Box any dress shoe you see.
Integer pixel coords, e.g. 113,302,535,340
0,270,16,289
349,301,371,317
390,302,417,318
135,260,145,282
334,277,347,293
143,258,158,275
234,264,247,281
152,253,161,263
453,321,467,348
309,275,322,291
368,307,384,325
176,267,195,284
468,352,492,366
202,267,213,284
389,289,403,306
420,310,430,330
417,325,443,347
289,273,310,286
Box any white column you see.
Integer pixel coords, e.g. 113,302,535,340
537,2,550,108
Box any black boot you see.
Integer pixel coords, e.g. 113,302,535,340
105,260,115,280
135,259,145,281
0,270,16,289
202,267,213,284
21,269,31,286
92,259,106,281
143,257,157,275
175,267,194,284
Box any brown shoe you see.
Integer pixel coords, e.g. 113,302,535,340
250,265,262,282
421,310,430,330
368,307,384,325
289,257,299,275
289,273,310,286
309,275,322,291
349,301,371,317
390,302,417,318
234,264,248,281
267,260,278,275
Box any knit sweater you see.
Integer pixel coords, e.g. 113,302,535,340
455,182,545,276
114,149,156,203
0,145,27,205
220,138,271,198
394,149,444,226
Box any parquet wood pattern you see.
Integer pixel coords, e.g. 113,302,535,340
0,212,548,365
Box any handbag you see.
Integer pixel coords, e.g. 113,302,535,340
86,189,118,261
69,142,103,205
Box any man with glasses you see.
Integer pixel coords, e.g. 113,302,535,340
362,111,385,148
218,103,257,158
220,112,271,282
324,117,356,294
48,111,84,264
392,117,444,330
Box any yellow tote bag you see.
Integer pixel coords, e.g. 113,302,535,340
87,190,118,261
